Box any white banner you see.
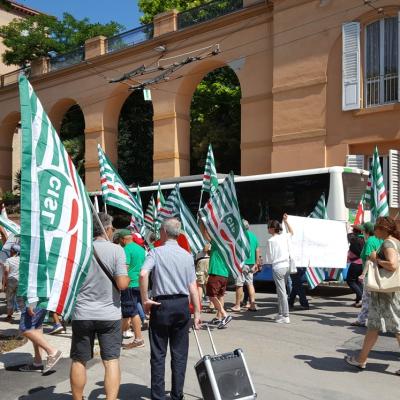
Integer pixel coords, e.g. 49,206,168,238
287,215,348,269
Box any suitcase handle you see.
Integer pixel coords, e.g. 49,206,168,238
192,325,218,358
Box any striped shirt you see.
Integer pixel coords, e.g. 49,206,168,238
142,240,196,297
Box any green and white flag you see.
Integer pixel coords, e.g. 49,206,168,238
144,196,157,232
158,185,205,254
0,204,20,235
199,173,250,279
18,75,93,318
98,144,143,220
365,146,389,222
202,144,218,194
309,193,328,219
132,185,145,235
156,182,165,211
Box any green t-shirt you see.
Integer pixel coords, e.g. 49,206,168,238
360,236,383,263
209,241,230,278
245,230,259,265
124,241,146,288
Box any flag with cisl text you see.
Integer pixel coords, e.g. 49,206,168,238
97,144,144,227
199,173,249,279
17,75,93,318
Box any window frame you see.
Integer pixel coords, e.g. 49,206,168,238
364,15,399,108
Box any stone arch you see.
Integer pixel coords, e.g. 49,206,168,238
48,98,81,133
0,111,20,193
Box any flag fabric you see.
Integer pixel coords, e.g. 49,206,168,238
97,144,143,220
0,204,20,235
158,185,205,254
306,193,341,285
156,182,165,212
308,193,328,219
353,196,365,226
202,144,219,194
18,75,93,318
144,196,157,232
199,173,250,279
306,267,325,290
365,146,389,222
130,186,145,236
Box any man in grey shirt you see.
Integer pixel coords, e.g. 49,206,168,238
140,218,201,400
70,213,130,400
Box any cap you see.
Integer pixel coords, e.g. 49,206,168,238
362,222,375,235
115,229,132,239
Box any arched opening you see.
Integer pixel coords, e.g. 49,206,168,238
190,66,241,175
59,104,86,181
11,123,21,193
117,90,154,186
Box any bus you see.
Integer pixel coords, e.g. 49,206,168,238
93,166,369,282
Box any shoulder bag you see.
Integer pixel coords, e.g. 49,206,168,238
93,247,120,292
366,239,400,293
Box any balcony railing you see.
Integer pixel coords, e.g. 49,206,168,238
0,67,28,88
177,0,243,30
106,24,154,54
365,73,399,108
49,47,85,72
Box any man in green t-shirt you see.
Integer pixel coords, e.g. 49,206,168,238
118,229,146,348
200,223,233,329
231,220,260,312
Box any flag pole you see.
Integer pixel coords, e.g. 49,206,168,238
89,199,110,241
197,189,204,222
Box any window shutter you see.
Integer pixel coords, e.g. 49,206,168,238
389,149,400,208
342,22,361,111
346,154,364,169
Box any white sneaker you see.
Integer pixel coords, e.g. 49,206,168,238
275,314,283,321
123,330,134,339
276,316,290,324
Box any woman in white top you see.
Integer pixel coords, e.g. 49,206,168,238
266,214,293,324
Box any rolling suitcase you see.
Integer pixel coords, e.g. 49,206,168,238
193,326,257,400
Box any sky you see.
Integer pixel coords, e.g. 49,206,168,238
17,0,143,31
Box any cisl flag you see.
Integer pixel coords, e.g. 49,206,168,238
199,173,249,279
18,75,93,318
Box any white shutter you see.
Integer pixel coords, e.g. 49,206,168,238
389,149,400,208
346,154,364,169
342,22,361,111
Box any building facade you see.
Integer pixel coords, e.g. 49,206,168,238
0,0,399,208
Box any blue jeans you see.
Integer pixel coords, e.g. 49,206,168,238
288,268,309,307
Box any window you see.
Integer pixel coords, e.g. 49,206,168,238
365,16,399,107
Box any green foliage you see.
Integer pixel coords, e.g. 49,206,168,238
138,0,212,24
13,169,21,195
59,105,85,181
0,12,123,66
1,191,17,202
118,91,153,186
190,67,241,175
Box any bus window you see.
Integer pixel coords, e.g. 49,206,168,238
342,173,367,209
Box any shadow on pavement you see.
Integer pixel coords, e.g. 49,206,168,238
18,386,71,399
88,381,151,400
294,354,391,374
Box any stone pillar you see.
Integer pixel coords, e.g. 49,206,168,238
30,57,49,77
82,102,118,192
153,10,178,37
0,144,13,193
151,86,191,181
85,35,107,60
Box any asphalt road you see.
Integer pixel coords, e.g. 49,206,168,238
0,288,399,400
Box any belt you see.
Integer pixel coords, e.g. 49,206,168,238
153,294,188,301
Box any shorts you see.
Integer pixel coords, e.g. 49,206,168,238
236,265,254,287
121,288,140,318
206,274,228,298
196,258,210,285
19,302,47,333
70,320,122,362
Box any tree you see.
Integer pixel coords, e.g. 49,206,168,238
118,91,154,186
190,67,241,175
138,0,210,24
0,12,123,66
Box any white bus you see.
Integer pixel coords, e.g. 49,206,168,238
93,166,368,282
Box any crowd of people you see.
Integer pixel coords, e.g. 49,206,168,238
1,212,400,399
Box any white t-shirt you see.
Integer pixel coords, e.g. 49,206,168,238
266,233,291,270
4,255,19,280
